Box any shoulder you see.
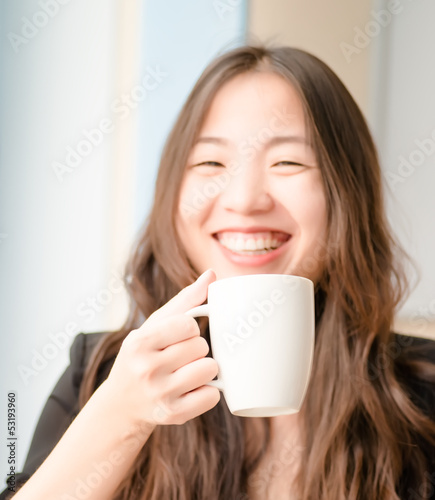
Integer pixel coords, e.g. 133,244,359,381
70,331,109,363
393,332,435,369
393,333,435,418
394,332,435,357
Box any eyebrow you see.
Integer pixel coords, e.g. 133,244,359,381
194,137,230,146
194,135,308,147
266,135,308,147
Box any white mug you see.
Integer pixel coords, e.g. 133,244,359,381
185,274,315,417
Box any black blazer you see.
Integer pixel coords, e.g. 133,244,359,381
1,332,434,499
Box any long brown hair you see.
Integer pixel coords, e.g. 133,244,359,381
79,46,435,499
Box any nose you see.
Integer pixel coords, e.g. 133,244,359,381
219,163,274,215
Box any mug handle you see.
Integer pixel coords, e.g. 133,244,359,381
185,304,224,392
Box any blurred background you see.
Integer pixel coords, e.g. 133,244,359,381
1,0,434,477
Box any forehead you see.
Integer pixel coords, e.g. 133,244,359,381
198,71,306,140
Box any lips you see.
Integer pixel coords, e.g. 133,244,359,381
213,229,291,256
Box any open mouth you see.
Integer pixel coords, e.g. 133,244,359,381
213,231,291,256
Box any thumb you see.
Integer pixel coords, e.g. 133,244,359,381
149,269,216,321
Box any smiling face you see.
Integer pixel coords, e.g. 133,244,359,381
175,71,328,282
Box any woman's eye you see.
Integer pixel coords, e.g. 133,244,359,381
196,161,223,167
271,161,307,174
190,161,225,175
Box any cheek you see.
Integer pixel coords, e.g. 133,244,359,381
287,176,328,280
177,174,220,219
175,179,193,239
176,177,216,242
301,192,328,238
276,172,327,234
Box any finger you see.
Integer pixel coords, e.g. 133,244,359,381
158,335,210,373
147,269,216,322
171,385,221,424
172,357,219,396
132,314,201,350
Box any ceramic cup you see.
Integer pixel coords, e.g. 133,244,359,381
185,274,315,417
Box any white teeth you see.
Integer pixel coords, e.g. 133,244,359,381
256,237,265,250
217,233,287,254
245,238,257,251
235,238,244,251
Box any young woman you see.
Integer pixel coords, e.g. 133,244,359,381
3,45,435,500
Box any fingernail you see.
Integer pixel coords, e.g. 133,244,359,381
197,269,213,281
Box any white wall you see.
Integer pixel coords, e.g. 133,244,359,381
0,0,120,476
373,0,435,335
